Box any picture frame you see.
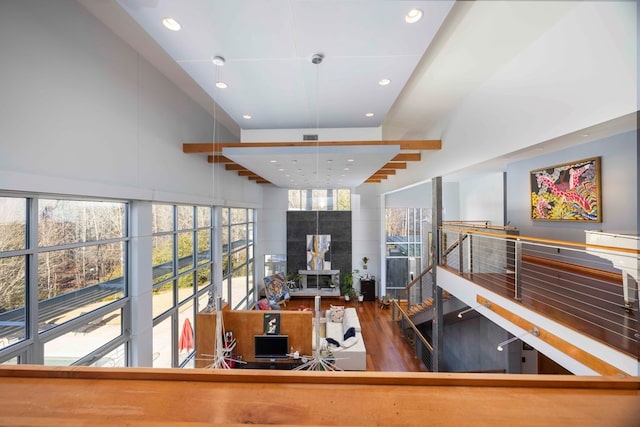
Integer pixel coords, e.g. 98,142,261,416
263,313,280,335
530,157,601,222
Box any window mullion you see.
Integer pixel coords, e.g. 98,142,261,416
27,197,42,364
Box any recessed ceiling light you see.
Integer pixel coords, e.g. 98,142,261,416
348,159,354,162
215,81,228,89
242,114,252,120
581,133,590,137
162,17,181,31
365,112,374,117
405,9,423,24
378,78,391,86
270,160,277,163
212,56,225,66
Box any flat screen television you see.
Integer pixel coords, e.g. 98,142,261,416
254,335,289,359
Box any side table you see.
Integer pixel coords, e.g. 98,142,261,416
360,279,376,302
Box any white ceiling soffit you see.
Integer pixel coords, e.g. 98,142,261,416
223,144,400,189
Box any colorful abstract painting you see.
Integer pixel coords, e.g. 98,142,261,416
530,157,601,222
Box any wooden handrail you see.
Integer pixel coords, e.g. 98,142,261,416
444,220,517,231
476,295,630,377
441,225,640,255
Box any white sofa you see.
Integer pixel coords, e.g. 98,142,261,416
323,307,366,371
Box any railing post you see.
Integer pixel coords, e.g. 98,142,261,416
466,234,472,273
431,176,443,372
514,240,522,301
458,232,464,274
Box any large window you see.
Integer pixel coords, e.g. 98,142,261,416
288,189,350,211
151,204,213,368
0,196,129,366
0,197,27,355
385,207,428,298
221,207,255,309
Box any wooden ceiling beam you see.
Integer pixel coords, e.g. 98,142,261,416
377,169,396,175
392,153,421,162
207,155,234,163
365,178,382,183
383,162,407,169
225,164,248,171
183,139,441,153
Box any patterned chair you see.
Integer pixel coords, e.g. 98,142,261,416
263,272,290,308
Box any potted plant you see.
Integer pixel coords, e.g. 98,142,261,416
285,271,302,290
344,287,357,301
356,290,364,302
341,270,359,301
361,256,369,270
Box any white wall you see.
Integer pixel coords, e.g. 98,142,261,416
379,0,637,194
0,0,260,207
385,182,431,208
458,173,505,225
256,186,289,283
351,186,382,291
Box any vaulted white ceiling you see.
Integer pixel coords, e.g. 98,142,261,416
113,0,455,131
80,0,636,189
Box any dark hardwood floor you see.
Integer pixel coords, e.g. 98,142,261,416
288,298,428,372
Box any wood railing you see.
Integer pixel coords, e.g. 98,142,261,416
0,365,637,425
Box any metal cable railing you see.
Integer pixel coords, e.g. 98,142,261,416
391,299,433,371
398,265,433,309
439,225,639,358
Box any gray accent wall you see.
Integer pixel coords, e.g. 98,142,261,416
286,211,352,279
419,312,521,373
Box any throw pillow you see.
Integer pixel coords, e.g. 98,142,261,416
342,336,358,348
329,304,345,323
257,299,271,310
326,337,340,347
343,326,356,341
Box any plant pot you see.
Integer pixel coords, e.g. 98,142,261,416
344,295,350,302
358,295,364,302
